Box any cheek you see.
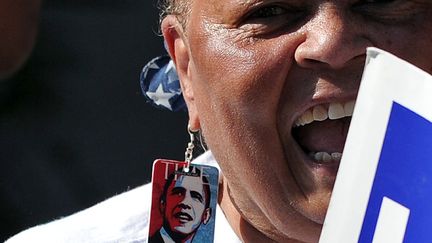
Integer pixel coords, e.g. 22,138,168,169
193,207,206,224
372,20,432,74
190,33,300,132
195,203,205,214
188,33,302,190
165,198,179,211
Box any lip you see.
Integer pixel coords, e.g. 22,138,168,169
292,135,340,178
174,211,193,222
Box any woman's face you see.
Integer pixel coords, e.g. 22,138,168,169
167,0,432,241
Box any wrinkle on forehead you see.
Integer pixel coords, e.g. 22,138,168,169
234,0,259,5
197,0,257,13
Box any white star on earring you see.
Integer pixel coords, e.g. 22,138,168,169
145,83,176,110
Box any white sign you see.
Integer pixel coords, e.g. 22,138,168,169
319,48,432,243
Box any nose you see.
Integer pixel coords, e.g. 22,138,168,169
294,4,370,69
178,203,191,210
179,192,193,208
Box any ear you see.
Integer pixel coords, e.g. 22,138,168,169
161,16,200,131
202,208,212,225
159,199,166,214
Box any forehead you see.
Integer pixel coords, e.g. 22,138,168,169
172,175,205,193
193,0,298,10
199,0,261,6
191,0,250,13
190,0,432,15
187,0,308,25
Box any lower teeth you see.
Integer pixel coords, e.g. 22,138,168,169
308,151,342,163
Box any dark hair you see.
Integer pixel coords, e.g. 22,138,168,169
160,166,211,209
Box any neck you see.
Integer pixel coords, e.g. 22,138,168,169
218,175,305,243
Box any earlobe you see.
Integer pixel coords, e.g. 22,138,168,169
161,16,200,131
159,200,166,214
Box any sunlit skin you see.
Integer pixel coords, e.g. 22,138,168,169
162,0,432,242
0,0,41,79
162,175,211,242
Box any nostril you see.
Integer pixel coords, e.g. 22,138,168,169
304,59,322,64
305,58,327,65
300,58,332,69
179,203,191,209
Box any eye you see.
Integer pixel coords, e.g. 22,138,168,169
360,0,396,3
353,0,398,9
352,0,426,23
248,5,287,19
191,191,204,203
354,0,399,7
238,3,307,35
171,187,185,197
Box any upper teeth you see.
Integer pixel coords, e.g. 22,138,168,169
294,100,355,127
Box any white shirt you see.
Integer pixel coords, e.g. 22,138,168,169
7,152,241,243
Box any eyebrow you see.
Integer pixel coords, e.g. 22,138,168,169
190,190,204,203
171,187,185,195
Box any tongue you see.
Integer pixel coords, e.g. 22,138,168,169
293,117,351,153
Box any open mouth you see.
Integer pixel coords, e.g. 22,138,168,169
174,212,193,222
291,100,355,165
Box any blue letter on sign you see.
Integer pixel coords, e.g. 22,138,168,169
359,102,432,242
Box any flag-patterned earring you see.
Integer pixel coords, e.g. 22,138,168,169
140,55,187,112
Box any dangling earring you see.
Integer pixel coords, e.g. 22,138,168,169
184,125,197,172
147,125,220,242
